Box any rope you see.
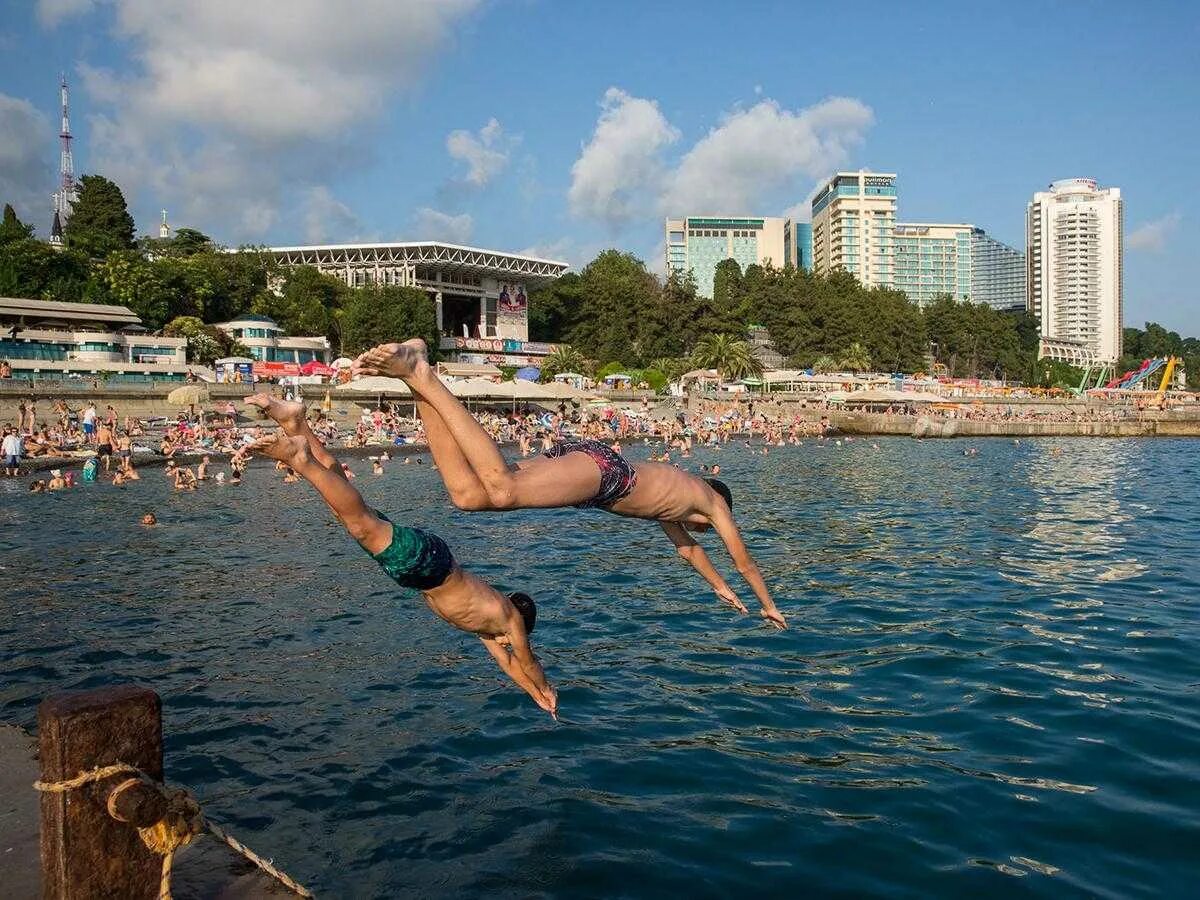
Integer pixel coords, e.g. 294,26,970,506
34,764,314,899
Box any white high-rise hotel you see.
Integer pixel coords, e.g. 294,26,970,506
1026,178,1123,364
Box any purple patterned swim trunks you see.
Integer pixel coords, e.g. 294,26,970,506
543,438,638,509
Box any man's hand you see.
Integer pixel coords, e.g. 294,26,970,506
715,587,748,614
760,606,788,630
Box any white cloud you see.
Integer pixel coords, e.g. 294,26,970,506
662,97,873,213
302,186,368,245
568,88,873,229
1127,212,1182,253
414,207,473,243
446,118,513,187
36,0,95,27
0,93,53,229
567,87,680,227
62,0,481,242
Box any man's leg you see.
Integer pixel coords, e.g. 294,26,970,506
245,433,392,553
410,395,491,509
245,394,339,470
354,340,600,509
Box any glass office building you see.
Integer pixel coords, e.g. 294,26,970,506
664,216,790,297
970,228,1026,311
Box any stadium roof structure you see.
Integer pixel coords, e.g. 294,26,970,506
263,241,569,286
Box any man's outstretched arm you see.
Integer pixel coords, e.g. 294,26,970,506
707,507,787,629
658,521,748,614
480,634,557,719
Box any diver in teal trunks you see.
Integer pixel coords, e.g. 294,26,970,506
235,394,558,718
351,340,787,630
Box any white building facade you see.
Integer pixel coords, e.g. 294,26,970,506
1026,178,1123,364
810,171,898,288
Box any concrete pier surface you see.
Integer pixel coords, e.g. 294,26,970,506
0,724,290,898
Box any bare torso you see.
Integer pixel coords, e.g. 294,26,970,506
608,461,714,524
422,567,513,638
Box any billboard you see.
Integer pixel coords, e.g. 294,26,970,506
498,283,528,314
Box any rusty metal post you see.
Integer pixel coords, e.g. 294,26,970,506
38,685,163,900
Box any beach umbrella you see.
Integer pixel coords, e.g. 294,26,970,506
166,384,209,406
334,376,411,395
515,366,541,381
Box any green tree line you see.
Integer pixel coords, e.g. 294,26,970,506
0,176,436,364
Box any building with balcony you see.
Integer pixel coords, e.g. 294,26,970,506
891,222,974,306
811,171,898,287
0,296,191,382
1027,178,1123,364
213,315,330,365
970,228,1026,311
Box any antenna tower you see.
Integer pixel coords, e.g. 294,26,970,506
53,73,78,225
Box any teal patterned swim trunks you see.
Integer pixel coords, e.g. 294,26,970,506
369,511,456,590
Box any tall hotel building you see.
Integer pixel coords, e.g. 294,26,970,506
970,228,1026,311
664,216,790,298
1026,178,1123,364
810,171,897,288
891,222,973,306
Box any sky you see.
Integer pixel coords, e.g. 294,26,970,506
1,0,1198,333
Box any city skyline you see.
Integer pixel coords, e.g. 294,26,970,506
0,1,1196,332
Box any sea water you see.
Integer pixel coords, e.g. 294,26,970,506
2,438,1198,897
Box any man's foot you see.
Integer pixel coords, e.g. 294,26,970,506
235,433,311,469
245,393,308,433
351,339,429,380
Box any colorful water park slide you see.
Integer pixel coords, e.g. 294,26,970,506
1106,358,1166,390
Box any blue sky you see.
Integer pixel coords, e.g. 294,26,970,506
1,0,1198,333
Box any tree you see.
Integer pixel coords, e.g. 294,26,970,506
691,333,763,381
568,250,661,364
812,355,838,374
702,258,749,338
162,315,247,365
528,272,583,342
252,265,347,346
97,251,174,329
0,238,91,301
540,344,587,378
839,341,872,373
63,175,136,258
0,204,35,246
339,285,438,357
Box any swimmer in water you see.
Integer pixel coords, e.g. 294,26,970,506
141,513,157,526
352,340,786,628
238,393,557,717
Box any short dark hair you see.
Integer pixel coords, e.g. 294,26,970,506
705,478,733,511
508,592,537,634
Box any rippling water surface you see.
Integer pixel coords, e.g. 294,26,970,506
3,438,1199,897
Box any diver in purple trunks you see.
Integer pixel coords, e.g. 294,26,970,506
351,340,787,629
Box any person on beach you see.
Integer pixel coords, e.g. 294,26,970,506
352,340,786,629
235,394,558,717
2,426,22,477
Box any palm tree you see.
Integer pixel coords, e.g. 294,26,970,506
839,341,872,373
540,344,587,379
811,354,839,374
691,333,764,381
649,356,690,382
